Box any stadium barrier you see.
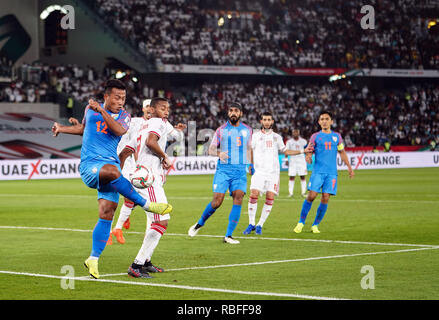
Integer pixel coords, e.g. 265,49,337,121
0,152,438,181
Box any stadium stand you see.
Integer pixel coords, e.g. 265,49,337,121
1,61,438,149
88,0,439,69
1,1,438,150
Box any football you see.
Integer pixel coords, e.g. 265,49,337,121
130,165,155,189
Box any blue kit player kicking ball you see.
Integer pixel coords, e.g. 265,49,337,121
293,110,354,234
188,102,254,244
52,79,172,278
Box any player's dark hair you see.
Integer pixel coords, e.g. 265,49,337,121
319,110,333,119
150,97,169,108
228,102,243,111
260,111,273,120
104,79,126,94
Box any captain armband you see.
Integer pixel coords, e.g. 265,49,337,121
337,143,345,151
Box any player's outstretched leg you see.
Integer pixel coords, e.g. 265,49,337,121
188,200,219,237
99,165,171,215
224,204,242,244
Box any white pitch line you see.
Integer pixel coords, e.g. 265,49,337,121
99,246,439,278
1,225,437,248
0,270,346,300
0,193,438,203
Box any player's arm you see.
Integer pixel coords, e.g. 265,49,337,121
208,129,229,161
119,146,135,169
247,148,255,175
283,149,302,156
247,129,254,175
146,133,172,169
88,99,128,136
338,148,354,178
208,144,229,161
52,117,84,136
305,135,317,164
169,123,186,141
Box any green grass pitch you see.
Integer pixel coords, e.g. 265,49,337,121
0,168,438,300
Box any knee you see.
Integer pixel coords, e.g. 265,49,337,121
321,194,330,203
306,191,318,202
211,195,224,209
250,190,259,199
233,193,245,205
211,199,222,209
100,165,120,183
99,202,116,220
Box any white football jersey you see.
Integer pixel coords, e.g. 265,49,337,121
119,117,183,167
117,117,145,154
126,117,170,177
252,129,286,176
286,137,307,163
117,117,146,170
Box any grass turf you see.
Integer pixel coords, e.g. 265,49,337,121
0,168,438,300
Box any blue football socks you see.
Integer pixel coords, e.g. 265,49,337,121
313,203,328,226
299,199,313,224
90,218,112,258
197,202,216,226
226,204,242,237
110,175,146,207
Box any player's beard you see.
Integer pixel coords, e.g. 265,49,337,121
229,115,240,125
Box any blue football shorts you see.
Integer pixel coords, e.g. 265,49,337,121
79,159,122,203
308,172,338,195
212,168,247,195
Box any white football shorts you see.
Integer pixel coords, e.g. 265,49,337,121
250,172,280,196
288,161,307,177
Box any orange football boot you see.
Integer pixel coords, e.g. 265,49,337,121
112,228,125,244
123,217,131,230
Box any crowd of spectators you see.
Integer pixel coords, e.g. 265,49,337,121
0,62,145,116
1,62,438,148
90,0,439,69
163,80,439,149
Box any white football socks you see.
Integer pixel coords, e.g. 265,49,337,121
247,197,258,225
115,203,133,229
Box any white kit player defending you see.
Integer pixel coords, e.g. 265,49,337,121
285,129,308,198
243,113,309,235
120,98,178,278
108,100,185,245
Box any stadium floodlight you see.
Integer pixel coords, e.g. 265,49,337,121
115,71,126,79
143,99,151,108
428,20,437,29
40,5,68,20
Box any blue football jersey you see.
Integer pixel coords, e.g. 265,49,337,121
80,105,131,163
210,121,252,171
309,130,344,175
